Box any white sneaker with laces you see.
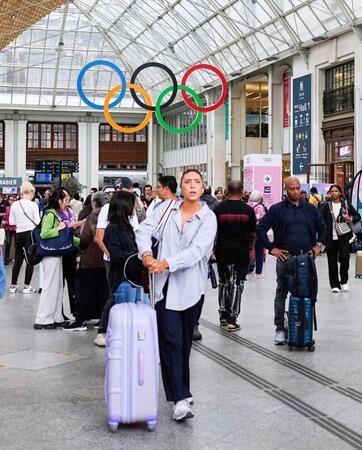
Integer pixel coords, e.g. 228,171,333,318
23,286,36,294
341,284,349,292
331,287,341,293
186,397,194,405
94,333,106,347
172,400,194,422
9,285,18,293
274,330,286,345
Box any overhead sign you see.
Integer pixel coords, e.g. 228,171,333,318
34,160,79,174
292,74,311,175
0,177,22,188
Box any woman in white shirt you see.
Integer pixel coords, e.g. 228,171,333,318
9,182,40,293
320,184,361,293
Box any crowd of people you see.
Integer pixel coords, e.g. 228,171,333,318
1,173,361,422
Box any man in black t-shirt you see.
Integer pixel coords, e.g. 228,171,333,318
214,181,256,331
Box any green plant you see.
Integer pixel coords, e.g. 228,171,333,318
52,176,85,197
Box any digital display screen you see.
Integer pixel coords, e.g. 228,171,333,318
35,172,52,184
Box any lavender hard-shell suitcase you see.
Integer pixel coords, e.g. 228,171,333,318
105,278,159,432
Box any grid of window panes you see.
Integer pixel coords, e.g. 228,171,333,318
164,112,207,151
2,0,358,107
325,61,354,91
27,123,78,150
245,83,268,138
99,124,147,143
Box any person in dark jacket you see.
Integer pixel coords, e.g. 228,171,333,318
78,194,93,221
319,184,360,293
103,191,145,304
63,192,108,331
257,176,327,345
200,187,217,212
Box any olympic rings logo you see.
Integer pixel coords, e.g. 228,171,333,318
77,60,228,134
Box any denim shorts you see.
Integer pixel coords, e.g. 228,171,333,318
114,281,149,305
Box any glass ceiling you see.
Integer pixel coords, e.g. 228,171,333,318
0,0,361,108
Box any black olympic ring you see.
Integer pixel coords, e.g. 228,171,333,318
130,62,178,111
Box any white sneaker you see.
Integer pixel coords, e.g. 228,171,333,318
22,285,36,294
94,333,106,347
186,397,194,405
9,285,18,293
172,400,194,422
256,274,264,279
341,284,349,292
274,330,286,345
331,287,341,293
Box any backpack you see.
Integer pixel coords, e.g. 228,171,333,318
287,254,318,300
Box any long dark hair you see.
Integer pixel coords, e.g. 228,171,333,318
44,189,66,213
107,191,135,231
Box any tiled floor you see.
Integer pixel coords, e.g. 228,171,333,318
1,253,362,449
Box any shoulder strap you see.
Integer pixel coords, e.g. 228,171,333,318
19,200,37,227
155,200,175,235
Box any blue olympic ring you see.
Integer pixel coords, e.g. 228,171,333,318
77,60,127,111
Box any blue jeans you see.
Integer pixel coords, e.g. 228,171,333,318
114,281,149,305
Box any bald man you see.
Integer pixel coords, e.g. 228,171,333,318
257,176,327,345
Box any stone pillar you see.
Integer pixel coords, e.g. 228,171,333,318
208,104,226,189
78,122,87,190
5,119,27,180
78,121,100,192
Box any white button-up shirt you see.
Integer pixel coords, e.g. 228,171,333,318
136,199,217,311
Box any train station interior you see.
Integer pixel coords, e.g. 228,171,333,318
1,1,362,449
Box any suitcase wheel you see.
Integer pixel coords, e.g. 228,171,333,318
109,422,118,433
146,420,157,432
308,344,315,352
288,344,293,352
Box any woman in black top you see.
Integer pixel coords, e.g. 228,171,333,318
320,184,361,293
103,191,144,303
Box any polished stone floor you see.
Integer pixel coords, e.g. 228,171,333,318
1,253,362,449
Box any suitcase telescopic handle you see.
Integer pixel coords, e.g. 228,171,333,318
148,272,155,309
138,350,144,386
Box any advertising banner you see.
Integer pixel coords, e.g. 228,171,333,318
283,71,291,128
243,154,282,210
292,74,311,175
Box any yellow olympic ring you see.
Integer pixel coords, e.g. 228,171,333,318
104,83,152,133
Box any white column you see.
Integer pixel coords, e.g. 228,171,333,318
4,119,26,180
147,119,153,184
89,122,99,189
17,120,27,181
78,122,87,190
77,121,100,192
208,104,226,188
4,120,15,177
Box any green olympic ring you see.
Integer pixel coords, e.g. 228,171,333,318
155,85,203,134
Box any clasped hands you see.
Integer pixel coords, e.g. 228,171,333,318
142,253,169,274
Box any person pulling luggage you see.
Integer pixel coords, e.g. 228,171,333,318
137,169,217,422
257,176,327,345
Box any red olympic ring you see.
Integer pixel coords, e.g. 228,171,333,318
181,64,228,113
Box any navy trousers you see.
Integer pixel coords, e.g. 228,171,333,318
156,295,204,403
